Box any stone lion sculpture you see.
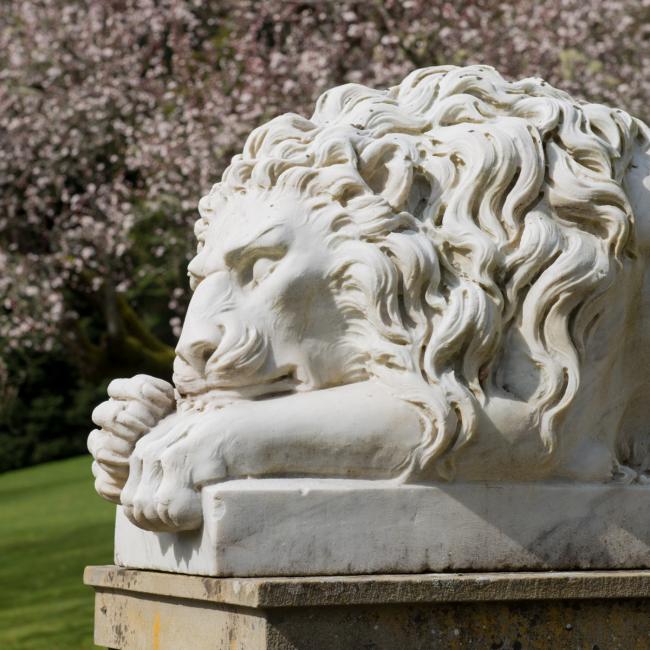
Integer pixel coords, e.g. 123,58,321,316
88,65,650,532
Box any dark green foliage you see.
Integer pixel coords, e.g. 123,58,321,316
0,202,185,472
0,353,109,473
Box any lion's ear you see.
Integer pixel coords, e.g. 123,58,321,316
358,141,413,210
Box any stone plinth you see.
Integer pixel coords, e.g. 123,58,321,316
85,565,650,649
114,479,650,576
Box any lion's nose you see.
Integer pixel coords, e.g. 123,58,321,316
175,271,232,377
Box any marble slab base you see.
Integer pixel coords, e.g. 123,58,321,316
114,479,650,576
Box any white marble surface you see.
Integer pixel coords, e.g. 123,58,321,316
114,479,650,576
87,64,650,580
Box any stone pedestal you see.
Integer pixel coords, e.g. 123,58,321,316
114,479,650,576
85,565,650,649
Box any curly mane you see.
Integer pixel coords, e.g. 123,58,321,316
201,65,642,479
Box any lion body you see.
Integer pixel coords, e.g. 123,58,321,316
189,65,650,482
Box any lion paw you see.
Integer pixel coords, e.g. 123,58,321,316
88,374,175,503
119,419,216,532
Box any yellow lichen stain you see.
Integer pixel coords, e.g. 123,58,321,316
152,612,161,650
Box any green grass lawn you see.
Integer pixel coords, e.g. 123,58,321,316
0,455,115,649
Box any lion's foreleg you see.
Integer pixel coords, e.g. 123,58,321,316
121,379,423,531
209,379,424,480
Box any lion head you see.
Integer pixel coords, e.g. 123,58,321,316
173,65,650,481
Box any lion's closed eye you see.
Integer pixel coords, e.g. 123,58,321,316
238,248,285,288
250,257,278,285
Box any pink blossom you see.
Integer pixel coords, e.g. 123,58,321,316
1,0,648,363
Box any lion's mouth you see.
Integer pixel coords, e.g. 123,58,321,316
175,367,301,411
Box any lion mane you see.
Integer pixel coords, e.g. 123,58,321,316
201,65,643,480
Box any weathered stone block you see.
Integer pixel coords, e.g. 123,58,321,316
85,565,650,649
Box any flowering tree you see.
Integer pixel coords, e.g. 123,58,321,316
1,0,649,467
